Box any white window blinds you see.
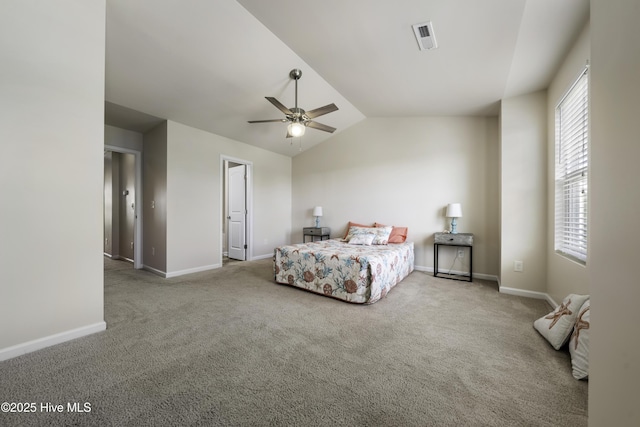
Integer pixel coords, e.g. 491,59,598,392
555,68,589,264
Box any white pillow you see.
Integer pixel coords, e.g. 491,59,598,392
344,226,369,242
345,226,392,245
569,299,590,380
533,294,590,350
348,233,375,245
369,226,392,244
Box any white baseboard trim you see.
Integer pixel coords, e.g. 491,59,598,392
144,256,274,277
252,253,274,261
143,263,225,278
143,265,167,278
415,265,555,305
166,263,221,279
499,286,556,308
0,322,107,362
473,272,499,282
413,265,498,282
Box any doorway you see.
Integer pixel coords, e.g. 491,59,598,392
222,156,253,265
104,145,143,269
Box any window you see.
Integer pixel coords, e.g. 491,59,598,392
555,67,588,264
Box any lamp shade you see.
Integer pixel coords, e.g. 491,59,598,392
288,122,305,137
446,203,462,218
313,206,323,217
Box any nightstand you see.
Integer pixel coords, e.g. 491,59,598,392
434,232,473,282
303,227,331,243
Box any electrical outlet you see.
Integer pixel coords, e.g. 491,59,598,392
514,260,524,272
457,249,464,258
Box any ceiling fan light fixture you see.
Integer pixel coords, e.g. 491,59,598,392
288,122,305,137
248,68,338,138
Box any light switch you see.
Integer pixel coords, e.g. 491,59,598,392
514,260,524,272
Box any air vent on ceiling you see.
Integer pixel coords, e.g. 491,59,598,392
412,21,438,51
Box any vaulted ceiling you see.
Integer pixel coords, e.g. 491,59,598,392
105,0,589,156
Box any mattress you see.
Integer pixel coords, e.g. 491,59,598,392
273,239,414,304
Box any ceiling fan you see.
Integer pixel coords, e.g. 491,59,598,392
248,69,338,138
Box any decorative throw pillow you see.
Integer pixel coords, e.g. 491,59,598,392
533,294,590,350
369,226,392,244
344,225,369,241
569,299,590,380
342,222,374,239
375,223,408,243
345,226,392,245
348,233,375,245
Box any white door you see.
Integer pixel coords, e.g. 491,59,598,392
228,164,246,260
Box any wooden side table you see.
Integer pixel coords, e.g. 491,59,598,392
303,227,331,243
434,232,473,282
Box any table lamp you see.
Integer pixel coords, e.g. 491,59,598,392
313,206,323,227
446,203,462,234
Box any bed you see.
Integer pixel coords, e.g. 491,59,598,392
273,237,414,304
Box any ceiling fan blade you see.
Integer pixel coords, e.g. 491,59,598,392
306,121,336,133
305,103,338,119
265,97,293,115
248,118,288,123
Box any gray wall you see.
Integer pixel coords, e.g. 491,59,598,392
292,116,501,278
105,125,144,152
590,0,640,423
0,1,106,355
143,122,168,274
500,91,548,295
137,120,292,277
165,121,291,275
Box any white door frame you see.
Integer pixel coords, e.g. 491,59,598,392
105,144,143,269
221,155,253,265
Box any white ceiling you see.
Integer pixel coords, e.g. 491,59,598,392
105,0,589,157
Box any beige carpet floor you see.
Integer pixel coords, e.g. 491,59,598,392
0,257,587,426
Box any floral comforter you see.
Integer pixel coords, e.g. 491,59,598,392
273,239,414,304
